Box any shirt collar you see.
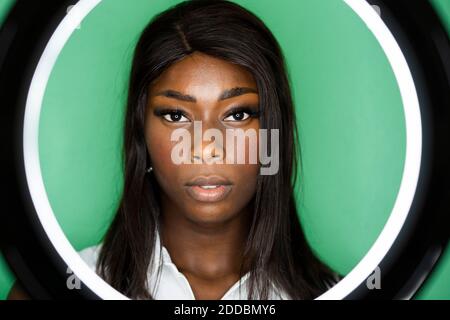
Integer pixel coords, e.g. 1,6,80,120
148,228,289,300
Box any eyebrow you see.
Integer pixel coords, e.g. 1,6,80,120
154,87,258,102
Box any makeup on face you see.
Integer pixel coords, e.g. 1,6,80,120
184,175,233,202
145,53,261,224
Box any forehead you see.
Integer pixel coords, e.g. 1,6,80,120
149,52,257,96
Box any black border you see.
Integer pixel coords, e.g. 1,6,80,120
0,0,449,300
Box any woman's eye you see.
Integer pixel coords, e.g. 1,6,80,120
163,112,189,122
223,111,251,122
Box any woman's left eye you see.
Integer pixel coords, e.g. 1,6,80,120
223,111,251,122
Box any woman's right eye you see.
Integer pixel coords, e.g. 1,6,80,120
162,111,190,123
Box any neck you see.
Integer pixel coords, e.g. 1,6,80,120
159,201,252,281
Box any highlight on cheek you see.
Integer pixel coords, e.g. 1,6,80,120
169,120,279,175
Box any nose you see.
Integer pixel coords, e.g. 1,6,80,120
190,120,225,164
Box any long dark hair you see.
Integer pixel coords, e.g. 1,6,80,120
97,0,337,299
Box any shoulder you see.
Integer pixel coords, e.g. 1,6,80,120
7,282,30,300
78,244,103,272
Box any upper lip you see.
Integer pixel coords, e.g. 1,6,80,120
185,175,233,186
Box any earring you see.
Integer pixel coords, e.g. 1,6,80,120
146,166,153,173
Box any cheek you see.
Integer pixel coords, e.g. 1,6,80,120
228,163,259,204
241,164,259,189
148,138,173,167
146,123,180,178
146,125,188,206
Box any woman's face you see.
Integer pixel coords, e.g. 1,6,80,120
145,52,260,225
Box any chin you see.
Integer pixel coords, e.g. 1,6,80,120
185,205,237,226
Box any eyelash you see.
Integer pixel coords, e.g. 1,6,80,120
154,106,260,123
154,108,190,123
223,106,260,122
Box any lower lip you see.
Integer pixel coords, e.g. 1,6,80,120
185,185,232,202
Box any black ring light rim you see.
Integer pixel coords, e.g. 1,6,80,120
0,0,448,300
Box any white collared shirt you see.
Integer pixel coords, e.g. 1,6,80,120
79,232,291,300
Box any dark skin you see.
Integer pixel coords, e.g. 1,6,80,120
8,52,261,300
145,52,260,299
7,282,29,300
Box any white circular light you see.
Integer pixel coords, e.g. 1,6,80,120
318,0,422,299
22,0,422,300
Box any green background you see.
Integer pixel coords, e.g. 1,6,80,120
0,0,448,299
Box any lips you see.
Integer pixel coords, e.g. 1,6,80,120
184,175,233,202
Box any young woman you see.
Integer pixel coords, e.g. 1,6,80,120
9,0,339,300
